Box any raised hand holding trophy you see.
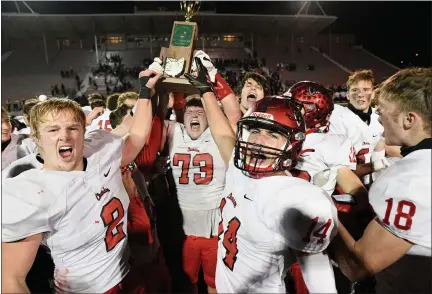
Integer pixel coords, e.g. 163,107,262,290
157,1,201,95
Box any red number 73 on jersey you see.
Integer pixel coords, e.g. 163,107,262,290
302,217,332,244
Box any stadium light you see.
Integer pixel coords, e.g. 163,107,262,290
400,61,404,64
415,53,419,57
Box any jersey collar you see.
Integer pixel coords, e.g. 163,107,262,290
400,138,432,157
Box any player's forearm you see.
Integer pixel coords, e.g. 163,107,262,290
328,224,371,282
202,92,236,166
296,252,337,293
336,168,369,210
220,93,242,131
353,163,374,178
2,277,30,294
111,115,132,137
121,99,153,166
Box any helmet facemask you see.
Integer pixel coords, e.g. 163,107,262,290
234,115,305,178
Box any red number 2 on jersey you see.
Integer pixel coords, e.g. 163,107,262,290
302,217,332,244
382,198,416,230
173,153,214,185
100,198,126,252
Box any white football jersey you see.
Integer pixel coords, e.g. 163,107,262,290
167,121,226,211
2,130,130,293
294,132,356,195
370,148,431,294
1,134,32,170
329,105,383,185
216,154,338,293
86,109,112,133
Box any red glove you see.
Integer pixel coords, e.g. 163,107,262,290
213,73,234,102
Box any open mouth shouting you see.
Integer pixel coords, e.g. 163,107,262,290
247,92,257,103
190,119,200,132
59,145,73,161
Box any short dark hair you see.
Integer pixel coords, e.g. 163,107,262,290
347,70,375,91
88,93,105,103
109,104,130,129
236,72,269,96
184,94,203,110
90,99,106,110
106,93,120,111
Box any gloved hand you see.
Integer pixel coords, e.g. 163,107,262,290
184,57,213,96
191,51,234,101
191,50,217,83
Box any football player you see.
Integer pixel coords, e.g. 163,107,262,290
287,81,368,207
162,51,240,293
185,58,338,293
1,106,32,170
237,72,268,115
329,67,431,294
286,81,370,294
2,65,162,293
328,70,384,187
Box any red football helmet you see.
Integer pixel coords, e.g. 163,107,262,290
235,96,306,177
286,81,334,132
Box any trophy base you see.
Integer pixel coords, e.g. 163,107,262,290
156,77,200,95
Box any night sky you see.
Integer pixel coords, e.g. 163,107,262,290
2,1,430,67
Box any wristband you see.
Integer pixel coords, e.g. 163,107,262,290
372,150,386,171
138,76,151,100
214,73,234,102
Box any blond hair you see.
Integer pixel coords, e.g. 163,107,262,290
29,98,86,139
1,106,10,122
117,92,139,108
346,69,375,91
379,67,432,133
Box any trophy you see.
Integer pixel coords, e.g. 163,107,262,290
157,1,201,95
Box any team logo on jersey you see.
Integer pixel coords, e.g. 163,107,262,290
251,112,274,120
187,147,200,153
227,193,237,207
95,187,110,201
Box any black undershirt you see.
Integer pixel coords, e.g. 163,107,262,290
347,103,372,125
400,138,432,157
1,138,11,152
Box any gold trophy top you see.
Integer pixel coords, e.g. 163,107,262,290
180,1,201,22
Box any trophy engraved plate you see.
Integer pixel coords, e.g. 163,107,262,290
172,23,194,47
157,1,201,95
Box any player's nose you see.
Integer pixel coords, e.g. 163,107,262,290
58,129,72,141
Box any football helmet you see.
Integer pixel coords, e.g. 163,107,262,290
286,81,334,132
234,96,306,177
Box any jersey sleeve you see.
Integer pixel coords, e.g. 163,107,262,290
258,182,338,254
2,176,51,242
371,173,431,248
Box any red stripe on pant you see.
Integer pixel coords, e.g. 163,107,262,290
290,262,309,294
